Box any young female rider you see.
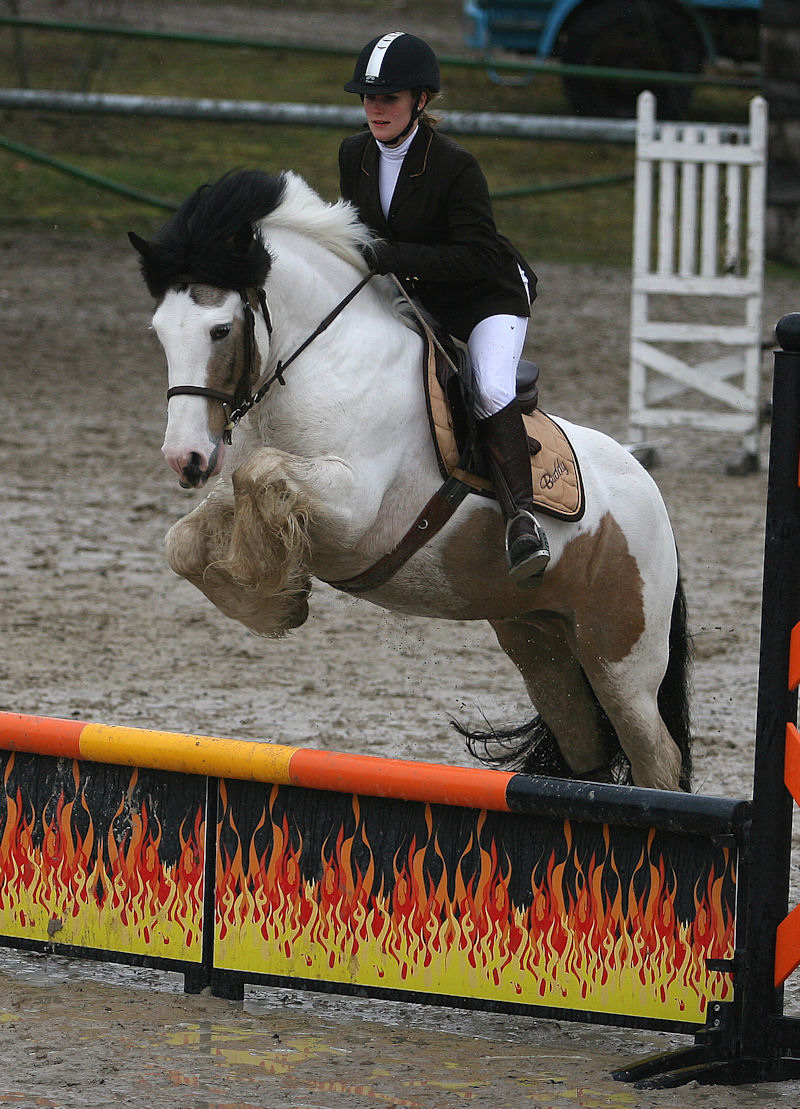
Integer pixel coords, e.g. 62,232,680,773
339,31,549,585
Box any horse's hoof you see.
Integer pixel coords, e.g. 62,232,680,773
287,600,309,629
286,585,311,629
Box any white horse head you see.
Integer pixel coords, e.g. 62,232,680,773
130,171,384,488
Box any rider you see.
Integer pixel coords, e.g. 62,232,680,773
339,31,550,586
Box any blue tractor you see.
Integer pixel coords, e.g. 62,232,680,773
463,0,761,116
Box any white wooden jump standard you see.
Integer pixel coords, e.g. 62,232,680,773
628,91,768,473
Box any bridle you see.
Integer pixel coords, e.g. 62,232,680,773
165,286,272,445
165,271,376,445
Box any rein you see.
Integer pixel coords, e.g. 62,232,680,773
166,272,376,445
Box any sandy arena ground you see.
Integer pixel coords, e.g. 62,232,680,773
1,226,799,1109
3,2,800,1106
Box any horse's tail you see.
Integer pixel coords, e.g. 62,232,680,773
453,713,572,779
456,566,693,790
454,709,629,785
659,564,693,791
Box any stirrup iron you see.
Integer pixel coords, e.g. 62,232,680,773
505,510,550,586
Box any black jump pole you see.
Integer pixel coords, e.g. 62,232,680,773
738,312,800,1072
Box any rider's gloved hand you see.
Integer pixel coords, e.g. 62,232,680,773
361,240,399,275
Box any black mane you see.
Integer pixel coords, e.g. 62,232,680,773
131,170,286,299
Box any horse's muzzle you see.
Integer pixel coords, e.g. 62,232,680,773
179,453,208,488
177,446,222,488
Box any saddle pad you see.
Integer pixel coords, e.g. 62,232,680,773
424,331,585,523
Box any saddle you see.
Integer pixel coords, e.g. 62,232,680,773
325,303,584,595
421,321,585,522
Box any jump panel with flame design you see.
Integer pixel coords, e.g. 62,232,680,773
214,779,736,1028
0,715,743,1028
0,751,207,963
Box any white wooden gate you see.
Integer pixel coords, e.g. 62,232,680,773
628,91,768,471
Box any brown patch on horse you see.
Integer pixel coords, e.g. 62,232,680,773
540,512,646,663
188,285,248,441
189,285,228,308
436,505,532,618
439,508,645,661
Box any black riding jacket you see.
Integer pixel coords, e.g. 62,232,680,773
338,122,536,342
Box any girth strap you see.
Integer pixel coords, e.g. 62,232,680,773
324,475,472,595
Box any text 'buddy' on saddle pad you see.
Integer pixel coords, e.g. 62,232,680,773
424,330,585,523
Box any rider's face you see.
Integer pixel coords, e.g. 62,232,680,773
363,90,426,145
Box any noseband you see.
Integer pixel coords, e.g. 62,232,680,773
165,272,376,445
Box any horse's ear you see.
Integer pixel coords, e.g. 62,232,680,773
128,231,153,259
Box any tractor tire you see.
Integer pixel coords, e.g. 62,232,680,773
560,0,705,118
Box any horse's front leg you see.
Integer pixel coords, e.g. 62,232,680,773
226,446,376,580
165,475,311,638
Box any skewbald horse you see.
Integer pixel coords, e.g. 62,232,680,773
130,169,691,791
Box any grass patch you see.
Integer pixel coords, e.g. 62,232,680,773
0,21,765,267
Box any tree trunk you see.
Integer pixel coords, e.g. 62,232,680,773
761,0,800,265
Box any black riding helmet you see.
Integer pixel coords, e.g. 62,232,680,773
344,31,440,96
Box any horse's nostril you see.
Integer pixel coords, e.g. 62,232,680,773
183,452,205,485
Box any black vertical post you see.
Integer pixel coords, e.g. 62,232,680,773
738,313,800,1066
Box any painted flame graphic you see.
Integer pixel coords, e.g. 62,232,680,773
215,784,734,1024
0,755,205,958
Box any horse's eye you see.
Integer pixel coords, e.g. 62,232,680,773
210,324,231,341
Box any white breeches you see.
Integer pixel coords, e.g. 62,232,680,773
468,314,529,418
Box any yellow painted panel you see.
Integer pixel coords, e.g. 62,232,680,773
0,854,204,962
214,891,728,1025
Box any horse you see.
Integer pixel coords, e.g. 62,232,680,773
129,168,691,792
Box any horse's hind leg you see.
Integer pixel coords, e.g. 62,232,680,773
490,617,611,776
577,641,685,791
572,647,687,794
165,480,310,637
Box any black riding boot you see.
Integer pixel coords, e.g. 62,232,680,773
480,399,550,585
